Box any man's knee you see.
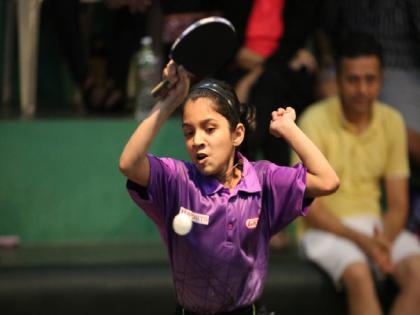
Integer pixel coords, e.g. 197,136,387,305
395,255,420,294
342,262,375,291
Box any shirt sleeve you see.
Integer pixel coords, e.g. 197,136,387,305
264,163,311,235
384,111,410,178
126,154,186,228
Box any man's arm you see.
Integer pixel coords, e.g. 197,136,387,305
306,199,368,243
381,109,410,242
306,198,394,273
383,177,409,242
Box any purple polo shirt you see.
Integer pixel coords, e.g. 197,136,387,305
127,153,309,315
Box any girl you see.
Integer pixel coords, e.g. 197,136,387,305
119,61,339,315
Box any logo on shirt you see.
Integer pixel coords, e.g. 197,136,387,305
179,207,209,225
245,217,259,229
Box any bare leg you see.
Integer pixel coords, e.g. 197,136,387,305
390,256,420,315
342,262,382,315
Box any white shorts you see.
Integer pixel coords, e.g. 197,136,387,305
300,216,420,285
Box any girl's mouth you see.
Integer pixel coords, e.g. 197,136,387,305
196,153,208,164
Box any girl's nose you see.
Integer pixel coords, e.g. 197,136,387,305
193,131,204,146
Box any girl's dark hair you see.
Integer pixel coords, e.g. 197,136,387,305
186,78,256,153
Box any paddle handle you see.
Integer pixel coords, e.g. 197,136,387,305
150,79,170,98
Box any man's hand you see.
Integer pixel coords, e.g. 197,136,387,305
357,228,394,274
372,225,394,273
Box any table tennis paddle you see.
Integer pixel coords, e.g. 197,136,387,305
151,16,237,98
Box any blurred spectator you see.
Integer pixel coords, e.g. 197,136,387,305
244,0,323,167
83,0,153,113
294,32,420,315
218,0,284,103
40,0,155,114
320,0,420,237
42,0,87,113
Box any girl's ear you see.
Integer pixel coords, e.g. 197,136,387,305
232,123,245,147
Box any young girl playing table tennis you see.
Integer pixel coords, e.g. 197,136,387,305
119,61,339,315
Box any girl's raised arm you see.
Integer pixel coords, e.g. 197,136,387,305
119,62,190,186
269,107,340,197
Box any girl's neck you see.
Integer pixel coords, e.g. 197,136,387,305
225,167,242,191
219,159,243,191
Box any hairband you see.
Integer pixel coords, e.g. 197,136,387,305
194,81,235,109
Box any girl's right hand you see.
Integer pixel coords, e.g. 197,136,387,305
269,107,297,138
160,60,190,110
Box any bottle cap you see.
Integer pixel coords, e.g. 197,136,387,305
141,36,152,46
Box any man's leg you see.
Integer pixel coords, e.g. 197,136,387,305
389,255,420,315
341,262,382,315
301,221,382,315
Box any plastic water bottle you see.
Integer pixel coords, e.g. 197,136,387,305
135,36,159,121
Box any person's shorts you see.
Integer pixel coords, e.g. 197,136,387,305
300,216,420,286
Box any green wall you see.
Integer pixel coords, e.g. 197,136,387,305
0,118,188,244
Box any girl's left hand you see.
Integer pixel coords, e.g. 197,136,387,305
269,107,296,138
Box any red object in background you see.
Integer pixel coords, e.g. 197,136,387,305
245,0,284,58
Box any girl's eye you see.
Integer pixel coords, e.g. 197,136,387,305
183,130,193,138
206,127,215,134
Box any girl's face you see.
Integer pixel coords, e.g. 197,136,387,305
182,97,244,182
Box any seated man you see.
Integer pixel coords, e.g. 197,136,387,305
293,32,420,315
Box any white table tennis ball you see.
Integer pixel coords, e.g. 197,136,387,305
172,213,193,235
